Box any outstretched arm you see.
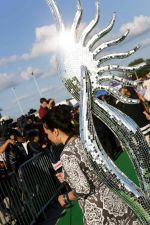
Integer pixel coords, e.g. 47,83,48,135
0,139,15,155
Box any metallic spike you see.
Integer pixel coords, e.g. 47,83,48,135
71,0,83,39
93,30,129,58
98,84,139,104
46,0,64,31
80,0,100,46
97,62,146,73
87,13,116,49
97,74,139,87
97,45,140,65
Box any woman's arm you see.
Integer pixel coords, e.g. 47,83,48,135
56,171,77,207
143,111,150,121
60,153,92,198
0,139,15,154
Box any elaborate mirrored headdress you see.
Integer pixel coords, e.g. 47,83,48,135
46,1,150,223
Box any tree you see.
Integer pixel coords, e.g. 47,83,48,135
128,58,150,79
128,58,144,67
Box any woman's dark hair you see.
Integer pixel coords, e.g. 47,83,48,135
42,104,74,135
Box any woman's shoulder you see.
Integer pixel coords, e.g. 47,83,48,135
67,136,82,149
70,136,80,143
60,136,81,157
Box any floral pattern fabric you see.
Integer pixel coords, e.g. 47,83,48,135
60,137,140,225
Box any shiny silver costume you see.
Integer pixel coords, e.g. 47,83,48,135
61,137,140,225
46,0,150,224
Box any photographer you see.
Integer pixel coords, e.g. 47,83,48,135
0,139,15,155
0,135,15,178
5,129,28,172
27,130,45,158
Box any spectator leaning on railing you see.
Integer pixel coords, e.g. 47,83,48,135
0,136,15,177
116,86,150,146
0,137,15,156
0,126,29,175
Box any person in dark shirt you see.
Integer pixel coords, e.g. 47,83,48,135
116,87,150,145
0,138,15,155
27,130,44,158
3,129,28,172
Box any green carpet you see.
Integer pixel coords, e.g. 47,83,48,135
115,151,139,186
57,151,139,225
56,201,83,225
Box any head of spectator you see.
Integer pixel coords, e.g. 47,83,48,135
28,130,40,143
26,116,33,125
43,105,75,145
8,128,25,143
47,98,55,109
40,98,48,109
119,87,131,98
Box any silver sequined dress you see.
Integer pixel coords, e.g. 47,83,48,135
60,137,140,225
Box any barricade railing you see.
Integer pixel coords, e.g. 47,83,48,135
0,172,35,225
0,151,63,225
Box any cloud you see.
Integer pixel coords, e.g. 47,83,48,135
0,55,18,67
120,15,150,37
0,24,58,67
12,93,32,103
0,73,20,91
49,54,57,71
21,25,58,60
141,38,150,48
41,84,64,94
0,21,87,68
0,66,44,92
41,87,52,93
20,66,43,80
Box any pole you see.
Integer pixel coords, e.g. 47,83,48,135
134,71,138,80
11,87,24,115
32,72,42,97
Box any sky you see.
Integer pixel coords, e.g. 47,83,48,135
0,0,150,119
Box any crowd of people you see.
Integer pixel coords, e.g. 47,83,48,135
0,97,76,180
99,85,150,146
0,81,150,224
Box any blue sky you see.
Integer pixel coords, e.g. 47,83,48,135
0,0,150,119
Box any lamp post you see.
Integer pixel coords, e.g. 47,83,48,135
11,87,24,115
32,72,42,97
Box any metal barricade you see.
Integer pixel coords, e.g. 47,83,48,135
0,172,35,225
0,151,63,225
18,151,62,218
